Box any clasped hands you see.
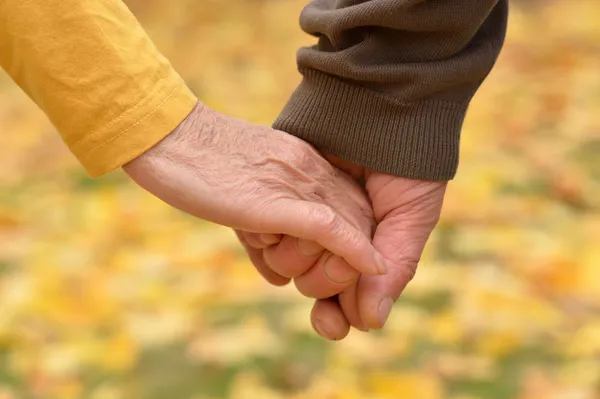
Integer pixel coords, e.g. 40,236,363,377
124,103,446,340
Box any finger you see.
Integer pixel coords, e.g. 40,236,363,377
240,231,282,249
264,201,386,277
262,235,323,278
235,231,290,286
357,217,431,330
294,253,358,299
310,297,350,341
338,281,366,331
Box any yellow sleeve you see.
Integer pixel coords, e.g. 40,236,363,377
0,0,198,177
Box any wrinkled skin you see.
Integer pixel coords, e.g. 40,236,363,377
123,101,444,340
241,154,447,340
123,103,387,282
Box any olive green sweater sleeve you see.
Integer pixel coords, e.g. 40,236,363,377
274,0,508,180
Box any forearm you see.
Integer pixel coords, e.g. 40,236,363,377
274,0,508,180
0,0,197,177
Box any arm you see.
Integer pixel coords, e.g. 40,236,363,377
0,0,387,282
0,0,197,177
266,0,509,337
274,0,509,180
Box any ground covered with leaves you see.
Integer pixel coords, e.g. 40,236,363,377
0,1,598,398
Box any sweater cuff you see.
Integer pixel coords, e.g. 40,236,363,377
273,69,470,181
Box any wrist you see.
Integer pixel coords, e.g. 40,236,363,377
122,101,206,174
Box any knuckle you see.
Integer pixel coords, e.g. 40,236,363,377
312,205,339,231
324,255,359,285
278,141,313,168
264,246,305,278
294,145,316,169
395,253,420,283
299,181,328,203
282,140,333,176
293,279,313,298
403,263,418,283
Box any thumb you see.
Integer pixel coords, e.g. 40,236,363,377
358,178,446,330
262,199,387,278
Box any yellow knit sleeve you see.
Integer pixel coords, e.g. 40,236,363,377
0,0,197,177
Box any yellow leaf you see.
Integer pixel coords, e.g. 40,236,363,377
428,310,463,346
475,331,521,358
366,372,443,399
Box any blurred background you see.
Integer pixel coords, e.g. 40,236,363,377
0,0,599,398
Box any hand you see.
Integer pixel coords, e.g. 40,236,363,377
235,165,375,297
235,167,376,339
240,153,446,340
316,154,447,337
123,103,387,278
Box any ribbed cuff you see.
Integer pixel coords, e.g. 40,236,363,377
273,69,470,180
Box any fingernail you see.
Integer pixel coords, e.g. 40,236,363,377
297,239,323,256
374,252,388,275
313,319,331,339
378,297,394,327
324,256,358,284
260,234,281,246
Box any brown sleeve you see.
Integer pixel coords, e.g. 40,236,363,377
273,0,508,180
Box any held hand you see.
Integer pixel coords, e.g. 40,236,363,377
236,165,375,296
314,154,447,337
236,168,376,339
123,103,387,278
239,153,445,340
